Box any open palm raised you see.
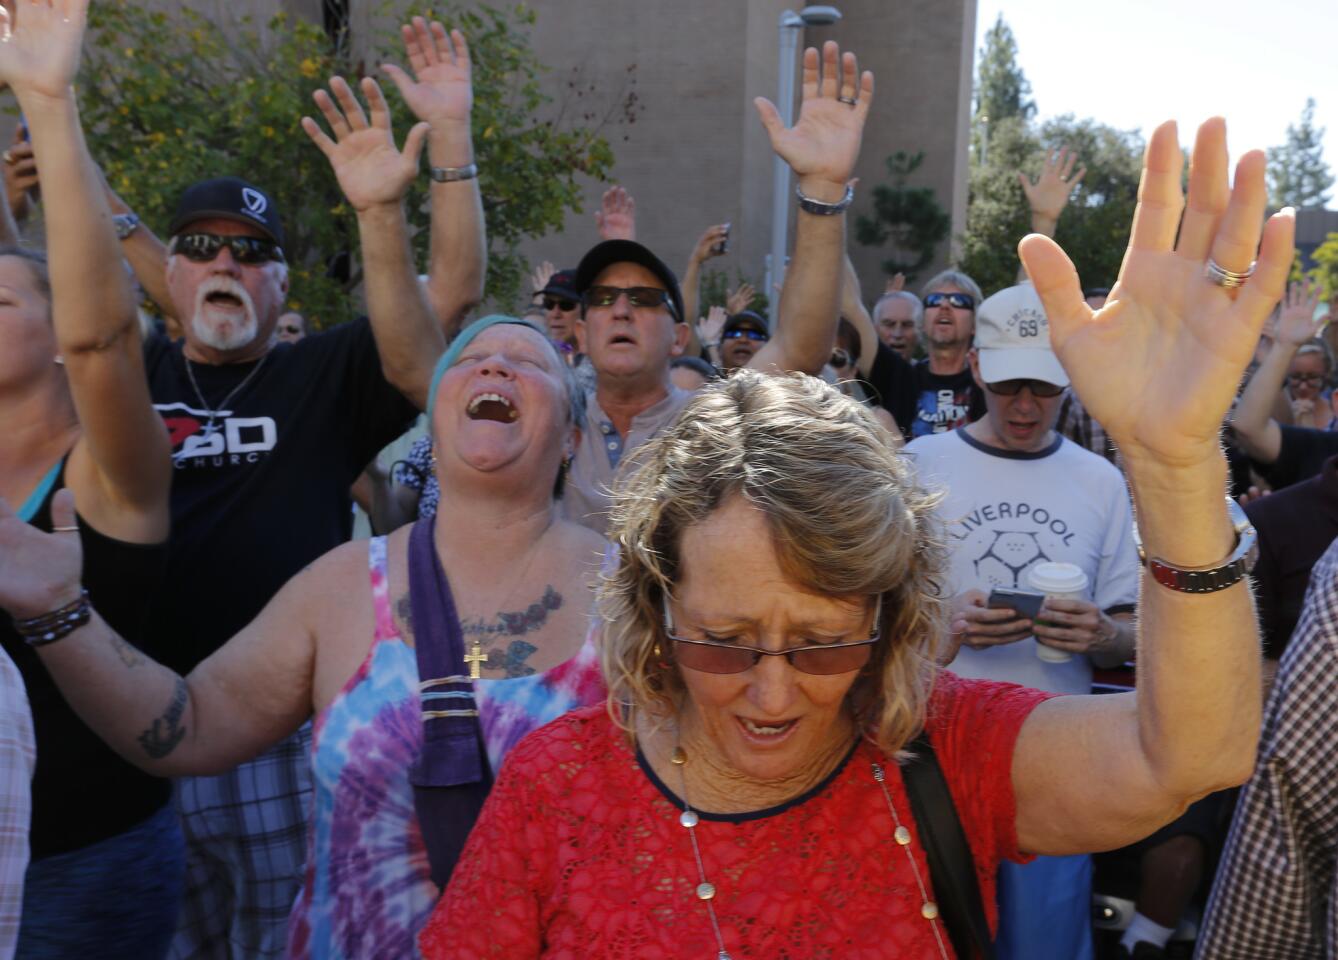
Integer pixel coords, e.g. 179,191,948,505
754,41,872,191
1019,118,1294,468
0,0,89,97
301,76,429,213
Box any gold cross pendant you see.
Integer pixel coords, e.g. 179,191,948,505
463,640,489,680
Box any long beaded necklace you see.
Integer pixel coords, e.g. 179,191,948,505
670,745,951,960
184,351,270,438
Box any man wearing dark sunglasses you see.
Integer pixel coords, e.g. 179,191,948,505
907,281,1140,960
717,310,771,371
839,261,987,443
538,268,581,348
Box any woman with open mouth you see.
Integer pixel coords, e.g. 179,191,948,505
0,310,609,958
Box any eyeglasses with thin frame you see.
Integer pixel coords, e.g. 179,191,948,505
1287,373,1326,386
923,291,975,310
661,596,882,676
170,232,285,265
543,296,578,312
984,378,1066,398
723,328,769,342
583,285,672,312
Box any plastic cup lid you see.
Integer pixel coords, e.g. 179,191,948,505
1027,561,1089,594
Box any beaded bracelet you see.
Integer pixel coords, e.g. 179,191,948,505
12,589,91,647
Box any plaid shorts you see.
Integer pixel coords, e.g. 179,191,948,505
169,725,313,960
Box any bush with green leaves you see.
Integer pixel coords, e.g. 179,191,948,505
853,150,949,282
74,1,630,327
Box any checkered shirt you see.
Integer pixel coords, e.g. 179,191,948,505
0,647,33,960
1058,390,1119,466
1196,535,1338,959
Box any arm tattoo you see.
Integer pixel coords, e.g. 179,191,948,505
136,677,188,759
109,632,145,669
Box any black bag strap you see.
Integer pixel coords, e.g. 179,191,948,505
901,731,996,960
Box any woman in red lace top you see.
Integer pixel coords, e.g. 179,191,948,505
419,96,1290,960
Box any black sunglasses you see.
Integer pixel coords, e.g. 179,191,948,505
543,296,578,312
661,597,881,676
984,378,1066,398
583,285,672,312
171,232,285,265
924,292,975,310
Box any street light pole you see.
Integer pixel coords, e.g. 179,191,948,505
765,6,841,324
765,10,805,319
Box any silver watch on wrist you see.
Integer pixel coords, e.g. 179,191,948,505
1131,497,1256,594
112,213,140,240
794,183,854,216
428,163,478,183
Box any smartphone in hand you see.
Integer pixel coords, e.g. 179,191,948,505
986,588,1045,622
712,222,731,256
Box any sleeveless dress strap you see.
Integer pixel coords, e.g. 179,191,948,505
19,458,64,524
406,516,494,889
367,536,397,641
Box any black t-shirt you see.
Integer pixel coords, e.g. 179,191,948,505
864,341,986,441
1259,425,1338,491
144,318,417,672
2,459,171,857
1245,455,1338,659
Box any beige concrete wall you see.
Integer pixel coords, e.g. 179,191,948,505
476,0,976,311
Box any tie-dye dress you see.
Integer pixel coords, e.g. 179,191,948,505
285,535,606,959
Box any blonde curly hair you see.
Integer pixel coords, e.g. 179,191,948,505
600,369,948,755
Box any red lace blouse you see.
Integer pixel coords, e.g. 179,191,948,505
419,673,1052,959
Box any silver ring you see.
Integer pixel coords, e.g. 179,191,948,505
837,95,857,106
51,525,79,533
1205,258,1255,289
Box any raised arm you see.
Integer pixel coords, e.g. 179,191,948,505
594,185,636,241
382,18,485,338
748,42,872,376
840,254,880,379
4,0,168,535
101,172,177,321
681,222,729,357
1229,279,1324,463
0,490,317,778
1016,146,1085,282
303,75,441,410
1011,118,1293,854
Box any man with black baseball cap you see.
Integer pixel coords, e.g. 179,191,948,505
539,267,581,347
717,310,771,371
135,43,486,954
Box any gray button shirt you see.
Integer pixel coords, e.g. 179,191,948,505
564,386,693,535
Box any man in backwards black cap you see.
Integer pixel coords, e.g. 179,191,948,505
133,37,486,954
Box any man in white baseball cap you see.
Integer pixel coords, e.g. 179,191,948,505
907,280,1140,960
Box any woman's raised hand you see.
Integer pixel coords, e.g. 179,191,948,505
1020,119,1294,468
0,0,88,98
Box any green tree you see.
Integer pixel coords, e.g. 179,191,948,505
961,115,1142,297
852,151,949,281
1309,232,1338,300
74,1,629,327
1267,98,1333,209
972,15,1034,166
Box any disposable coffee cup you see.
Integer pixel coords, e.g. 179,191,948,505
1027,562,1090,664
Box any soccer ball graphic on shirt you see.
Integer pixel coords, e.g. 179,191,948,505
973,530,1051,589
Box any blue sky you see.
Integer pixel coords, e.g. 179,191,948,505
975,0,1337,208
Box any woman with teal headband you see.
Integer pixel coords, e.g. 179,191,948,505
0,3,183,955
0,311,610,955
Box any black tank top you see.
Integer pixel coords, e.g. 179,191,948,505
1,458,171,858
